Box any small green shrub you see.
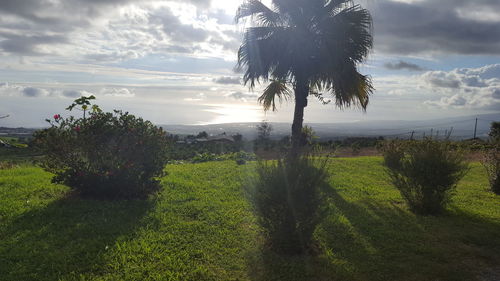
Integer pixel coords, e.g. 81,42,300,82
221,151,256,164
33,99,168,199
482,145,500,194
248,155,329,255
191,152,219,163
190,151,256,163
381,139,468,215
0,161,18,170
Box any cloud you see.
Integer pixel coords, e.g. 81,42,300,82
213,76,241,85
384,61,425,72
0,32,68,56
421,64,500,109
371,0,500,55
422,71,462,89
22,87,48,97
61,90,95,98
149,7,209,44
100,87,135,97
0,0,237,60
226,91,258,101
0,83,97,99
184,93,206,102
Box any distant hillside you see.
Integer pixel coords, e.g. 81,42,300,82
2,113,498,141
161,113,500,141
0,127,38,138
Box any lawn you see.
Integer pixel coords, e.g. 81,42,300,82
0,157,499,281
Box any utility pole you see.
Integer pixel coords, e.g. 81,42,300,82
473,118,478,139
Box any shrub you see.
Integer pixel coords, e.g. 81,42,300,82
248,155,329,255
0,161,18,170
190,151,256,164
190,152,219,163
33,100,168,199
220,151,256,164
381,139,468,215
482,145,500,195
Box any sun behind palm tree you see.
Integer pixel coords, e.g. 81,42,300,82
236,0,374,156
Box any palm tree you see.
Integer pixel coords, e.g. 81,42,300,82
236,0,373,156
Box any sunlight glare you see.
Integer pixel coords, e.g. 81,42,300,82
202,104,264,124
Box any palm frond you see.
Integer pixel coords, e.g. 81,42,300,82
312,65,373,111
324,0,352,15
258,79,292,111
235,0,282,27
237,26,293,88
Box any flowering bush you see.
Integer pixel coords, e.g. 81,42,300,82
33,99,169,199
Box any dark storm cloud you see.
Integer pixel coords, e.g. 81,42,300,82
371,0,500,55
384,61,426,71
213,76,241,85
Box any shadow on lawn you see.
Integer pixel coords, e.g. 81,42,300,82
247,185,500,281
0,197,154,281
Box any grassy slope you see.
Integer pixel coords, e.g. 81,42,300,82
0,157,499,281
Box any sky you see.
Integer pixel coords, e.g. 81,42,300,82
0,0,499,127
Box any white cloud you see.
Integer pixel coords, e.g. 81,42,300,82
100,87,135,97
420,64,500,109
0,83,49,97
225,91,258,102
0,1,241,63
184,92,206,101
213,76,241,84
0,83,96,99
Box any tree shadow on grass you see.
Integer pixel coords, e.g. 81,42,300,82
247,185,500,281
0,197,154,281
246,244,339,281
316,187,500,281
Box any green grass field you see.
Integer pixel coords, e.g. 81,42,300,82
0,157,499,281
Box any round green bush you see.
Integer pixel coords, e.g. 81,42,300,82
381,139,468,215
33,109,169,199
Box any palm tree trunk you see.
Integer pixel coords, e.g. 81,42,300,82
290,78,309,157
